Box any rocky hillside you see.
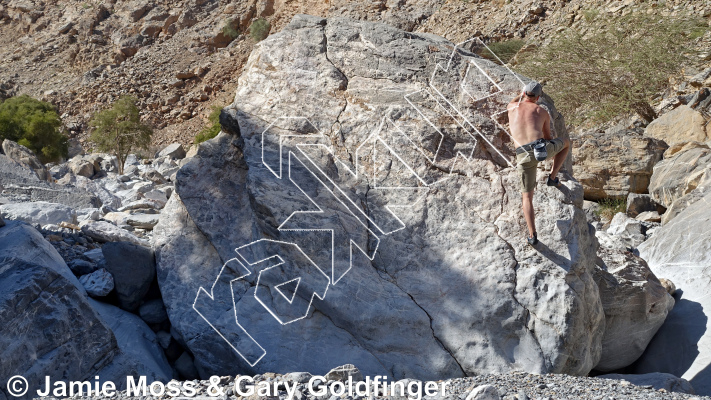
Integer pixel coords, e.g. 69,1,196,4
1,0,709,151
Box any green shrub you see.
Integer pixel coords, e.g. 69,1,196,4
89,96,152,174
595,198,627,221
222,19,240,40
194,106,222,144
689,21,708,39
518,13,702,125
0,95,68,163
480,39,525,64
249,18,270,42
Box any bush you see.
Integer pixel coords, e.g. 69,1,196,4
0,95,68,163
249,18,270,42
595,198,627,221
518,13,703,125
480,39,525,64
222,19,240,40
89,96,152,174
194,106,222,144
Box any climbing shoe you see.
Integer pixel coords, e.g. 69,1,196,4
546,175,561,188
527,232,538,246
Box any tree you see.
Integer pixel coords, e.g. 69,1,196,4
518,12,703,125
89,96,152,174
0,95,68,163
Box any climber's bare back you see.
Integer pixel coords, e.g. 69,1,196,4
507,98,551,147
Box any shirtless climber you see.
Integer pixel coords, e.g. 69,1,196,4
507,81,570,246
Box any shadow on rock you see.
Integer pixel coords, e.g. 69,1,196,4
631,291,708,394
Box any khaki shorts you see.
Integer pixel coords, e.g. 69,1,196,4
516,138,565,193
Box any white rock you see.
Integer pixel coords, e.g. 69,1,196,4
635,210,661,223
119,199,162,212
133,181,155,194
606,212,646,248
77,208,102,222
125,213,160,229
634,191,711,394
465,385,501,400
143,189,168,207
0,201,77,226
156,143,186,160
80,220,148,246
593,248,674,371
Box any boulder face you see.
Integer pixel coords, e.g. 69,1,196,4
1,139,49,181
88,299,174,388
154,15,605,380
0,259,118,400
102,241,156,311
0,220,84,290
592,248,674,372
644,105,710,145
0,223,119,400
633,191,711,395
647,142,710,211
572,129,667,201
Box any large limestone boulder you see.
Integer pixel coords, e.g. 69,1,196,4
154,16,605,380
648,142,710,209
0,222,118,400
633,191,711,395
1,139,49,181
572,128,667,200
0,220,84,289
0,222,171,398
0,152,42,186
593,248,674,372
645,105,710,145
660,175,711,225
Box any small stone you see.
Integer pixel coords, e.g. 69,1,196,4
69,258,97,275
324,364,363,382
79,268,114,297
83,248,104,263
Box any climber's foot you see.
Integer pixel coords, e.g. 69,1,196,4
546,175,561,188
527,232,538,246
